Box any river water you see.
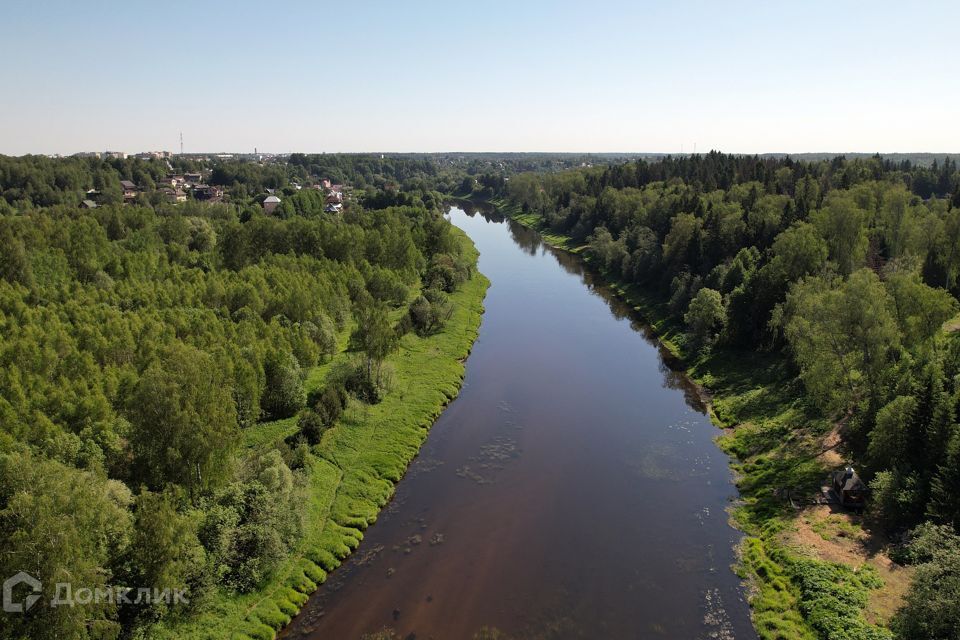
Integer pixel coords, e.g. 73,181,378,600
281,206,756,640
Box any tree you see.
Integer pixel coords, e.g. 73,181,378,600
0,453,132,640
885,272,959,349
662,213,702,273
892,523,960,640
867,395,917,472
780,269,901,411
770,222,829,281
936,207,960,290
123,489,206,619
129,344,239,496
684,288,725,349
295,409,327,445
0,220,33,286
351,303,399,385
812,192,868,275
261,351,306,420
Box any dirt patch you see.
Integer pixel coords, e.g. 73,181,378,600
784,504,914,625
944,312,960,333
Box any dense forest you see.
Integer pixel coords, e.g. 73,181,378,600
505,152,960,639
0,154,479,639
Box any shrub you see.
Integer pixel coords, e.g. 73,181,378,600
409,288,453,336
296,409,327,445
345,362,384,404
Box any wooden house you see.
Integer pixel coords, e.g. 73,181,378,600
832,467,867,509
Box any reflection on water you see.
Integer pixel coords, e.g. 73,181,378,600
462,203,706,413
280,206,755,640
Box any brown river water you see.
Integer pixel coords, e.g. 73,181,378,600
280,206,757,640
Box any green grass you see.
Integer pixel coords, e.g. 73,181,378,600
151,228,489,639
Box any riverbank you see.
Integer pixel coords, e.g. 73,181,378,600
153,228,489,640
494,199,905,640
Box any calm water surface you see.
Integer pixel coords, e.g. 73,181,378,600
281,206,756,640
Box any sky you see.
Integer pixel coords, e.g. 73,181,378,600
2,0,958,155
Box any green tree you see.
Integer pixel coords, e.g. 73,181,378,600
124,489,206,618
885,271,959,348
0,453,132,640
867,395,917,471
129,344,239,496
351,303,399,385
770,221,829,281
780,269,901,411
812,192,868,275
684,287,725,349
892,523,960,640
0,220,33,286
260,351,305,420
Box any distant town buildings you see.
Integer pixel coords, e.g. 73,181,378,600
133,151,173,160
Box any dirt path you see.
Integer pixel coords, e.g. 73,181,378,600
784,503,913,625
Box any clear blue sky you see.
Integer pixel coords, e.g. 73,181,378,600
2,0,958,155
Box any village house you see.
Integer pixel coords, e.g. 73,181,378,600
161,187,188,203
81,199,97,209
119,180,138,202
192,185,223,202
831,467,867,509
263,195,281,214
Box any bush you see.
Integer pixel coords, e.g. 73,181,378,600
791,558,892,640
344,363,384,404
295,410,327,445
199,452,305,594
314,384,347,422
408,288,453,336
424,253,468,292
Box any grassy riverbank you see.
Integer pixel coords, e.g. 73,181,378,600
496,200,910,640
153,229,490,640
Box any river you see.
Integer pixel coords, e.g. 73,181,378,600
280,206,756,640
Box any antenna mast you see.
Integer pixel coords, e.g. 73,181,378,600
180,131,183,156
